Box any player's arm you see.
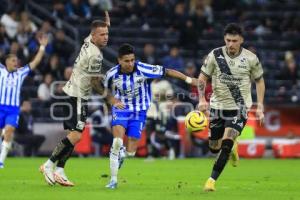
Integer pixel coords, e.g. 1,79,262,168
255,76,265,125
29,34,48,70
91,76,125,109
197,73,209,112
165,69,198,86
104,11,110,27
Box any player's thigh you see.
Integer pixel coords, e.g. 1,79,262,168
224,110,247,140
111,110,130,138
209,109,225,150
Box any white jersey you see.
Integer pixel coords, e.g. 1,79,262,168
201,46,263,110
63,35,103,100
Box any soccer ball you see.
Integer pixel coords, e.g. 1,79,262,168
185,111,208,133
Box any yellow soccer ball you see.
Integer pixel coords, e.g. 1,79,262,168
185,111,208,133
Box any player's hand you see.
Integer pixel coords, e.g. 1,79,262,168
197,97,208,112
256,107,264,126
38,34,49,46
109,97,125,109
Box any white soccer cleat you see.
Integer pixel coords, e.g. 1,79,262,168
54,168,74,187
0,162,4,169
39,164,55,186
105,180,118,189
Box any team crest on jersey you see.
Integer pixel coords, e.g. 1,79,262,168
152,66,158,72
228,60,235,66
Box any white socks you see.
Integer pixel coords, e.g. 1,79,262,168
0,141,12,163
110,138,123,182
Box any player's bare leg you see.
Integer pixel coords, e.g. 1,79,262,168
0,125,15,168
106,125,125,189
204,128,239,192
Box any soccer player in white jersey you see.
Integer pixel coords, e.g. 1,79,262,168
40,12,124,187
104,43,198,189
197,23,265,191
0,35,48,168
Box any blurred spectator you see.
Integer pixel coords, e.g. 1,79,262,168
151,0,171,26
17,11,37,49
52,0,66,19
130,0,152,30
162,46,184,71
42,54,64,80
254,19,272,35
38,73,53,101
179,19,199,51
15,101,45,156
0,24,10,59
189,0,213,25
9,41,27,64
63,66,73,81
53,29,74,64
169,2,187,31
65,0,92,22
278,51,298,84
0,8,19,40
140,43,156,64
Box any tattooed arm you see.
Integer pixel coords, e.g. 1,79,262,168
197,73,209,112
91,76,125,109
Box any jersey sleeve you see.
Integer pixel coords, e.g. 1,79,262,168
18,64,31,76
250,56,264,81
201,51,215,77
137,61,165,78
104,71,113,89
87,54,103,74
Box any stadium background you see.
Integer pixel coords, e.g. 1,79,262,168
1,0,300,158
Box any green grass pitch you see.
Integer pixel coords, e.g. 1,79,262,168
1,158,299,200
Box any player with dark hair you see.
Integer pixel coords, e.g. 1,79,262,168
104,43,198,189
198,23,265,191
39,12,124,187
0,35,48,168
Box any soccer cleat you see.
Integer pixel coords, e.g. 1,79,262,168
118,146,126,169
0,162,4,169
105,180,118,189
39,164,55,186
54,168,75,187
230,140,239,167
203,178,216,192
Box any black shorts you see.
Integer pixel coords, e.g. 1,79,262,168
62,95,88,132
209,108,247,140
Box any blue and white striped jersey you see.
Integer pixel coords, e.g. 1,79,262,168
104,61,165,111
0,63,31,107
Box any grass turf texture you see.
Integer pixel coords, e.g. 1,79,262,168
0,158,299,200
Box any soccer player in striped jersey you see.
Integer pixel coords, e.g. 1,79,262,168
0,35,48,168
104,43,198,189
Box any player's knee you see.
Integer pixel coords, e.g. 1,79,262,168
126,151,136,157
208,139,221,153
112,138,123,153
221,139,234,153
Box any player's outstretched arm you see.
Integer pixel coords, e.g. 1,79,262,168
91,76,125,109
165,68,198,85
255,77,265,125
29,34,49,70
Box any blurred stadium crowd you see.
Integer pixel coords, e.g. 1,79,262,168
0,0,299,157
